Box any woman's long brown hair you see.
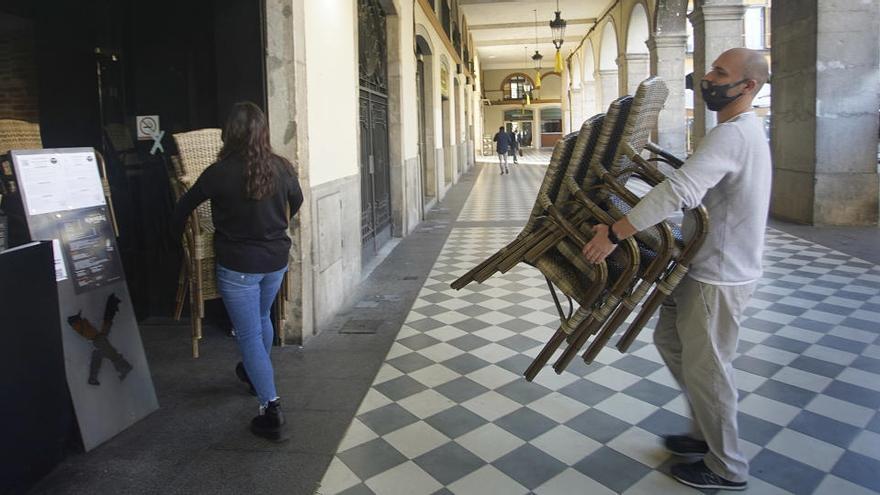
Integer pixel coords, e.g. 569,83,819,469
218,102,290,200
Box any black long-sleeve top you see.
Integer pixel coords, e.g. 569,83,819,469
171,154,304,273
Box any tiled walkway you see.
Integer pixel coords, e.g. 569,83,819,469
319,164,880,494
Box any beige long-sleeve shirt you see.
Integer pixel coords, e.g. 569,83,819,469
627,112,772,285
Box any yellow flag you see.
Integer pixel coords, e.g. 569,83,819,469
535,71,542,89
554,50,564,74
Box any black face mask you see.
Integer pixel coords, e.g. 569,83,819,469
700,78,747,111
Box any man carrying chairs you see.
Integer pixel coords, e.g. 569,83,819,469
582,48,771,491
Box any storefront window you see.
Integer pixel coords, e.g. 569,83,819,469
540,107,562,133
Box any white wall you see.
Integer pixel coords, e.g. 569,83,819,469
305,0,360,186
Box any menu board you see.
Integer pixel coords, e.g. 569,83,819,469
12,150,105,216
59,208,122,293
8,148,158,452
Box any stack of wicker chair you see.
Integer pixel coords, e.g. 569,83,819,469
451,77,709,380
170,129,291,357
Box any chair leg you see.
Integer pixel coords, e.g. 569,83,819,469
174,264,187,321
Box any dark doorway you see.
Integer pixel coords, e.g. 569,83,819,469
358,0,392,263
0,0,268,319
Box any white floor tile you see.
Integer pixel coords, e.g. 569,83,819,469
526,392,590,423
770,367,833,393
356,388,393,415
397,389,457,419
466,364,519,390
606,426,668,468
849,430,880,461
836,367,880,392
594,393,658,425
766,429,845,471
803,344,858,366
806,395,875,427
461,391,522,421
338,418,379,452
469,342,518,363
318,457,361,495
531,425,601,465
585,366,642,391
409,363,461,388
383,422,450,459
738,394,801,426
813,475,879,495
456,423,525,462
364,461,443,495
622,470,703,495
447,465,529,495
418,342,465,362
534,468,616,495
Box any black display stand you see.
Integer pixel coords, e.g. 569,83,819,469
0,241,74,493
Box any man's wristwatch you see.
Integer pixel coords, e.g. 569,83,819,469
607,225,620,245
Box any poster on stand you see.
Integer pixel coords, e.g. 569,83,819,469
10,148,158,452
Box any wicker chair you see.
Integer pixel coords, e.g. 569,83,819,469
520,98,647,380
561,80,708,367
171,129,291,357
170,129,223,358
0,119,118,236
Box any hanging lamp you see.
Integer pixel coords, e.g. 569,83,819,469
549,0,567,73
531,9,543,88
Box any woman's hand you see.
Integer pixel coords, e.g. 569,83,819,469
582,224,618,264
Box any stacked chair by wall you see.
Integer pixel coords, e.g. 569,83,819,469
0,118,119,237
170,129,291,357
451,77,709,380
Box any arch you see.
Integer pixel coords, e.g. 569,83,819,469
415,24,434,55
599,20,619,70
499,72,536,91
582,40,596,81
626,2,651,54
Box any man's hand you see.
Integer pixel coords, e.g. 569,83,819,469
582,224,617,264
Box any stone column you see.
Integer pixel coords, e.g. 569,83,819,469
598,69,619,110
265,0,314,343
649,34,688,158
582,80,598,118
570,87,583,128
621,53,651,95
771,0,879,225
690,0,746,144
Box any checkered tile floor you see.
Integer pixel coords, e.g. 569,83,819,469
457,164,547,222
477,148,553,166
319,165,880,495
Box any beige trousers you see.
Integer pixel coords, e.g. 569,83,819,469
654,275,756,482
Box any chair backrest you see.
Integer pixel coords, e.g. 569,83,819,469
0,119,42,154
172,128,223,231
581,96,634,191
603,77,668,177
521,132,578,233
557,113,606,205
173,128,223,179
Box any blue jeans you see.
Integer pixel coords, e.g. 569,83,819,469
216,264,287,406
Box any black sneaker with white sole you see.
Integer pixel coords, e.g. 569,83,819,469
664,435,709,457
670,460,747,491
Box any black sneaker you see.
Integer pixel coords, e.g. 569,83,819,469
250,399,286,441
664,435,709,457
235,362,257,396
670,460,747,491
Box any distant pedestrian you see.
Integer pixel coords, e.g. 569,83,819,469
492,126,510,175
507,128,519,165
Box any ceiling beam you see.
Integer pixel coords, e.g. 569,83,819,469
469,18,595,30
475,35,585,47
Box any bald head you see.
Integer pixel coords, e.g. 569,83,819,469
717,48,770,94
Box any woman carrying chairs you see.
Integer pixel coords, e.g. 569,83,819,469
171,102,304,441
